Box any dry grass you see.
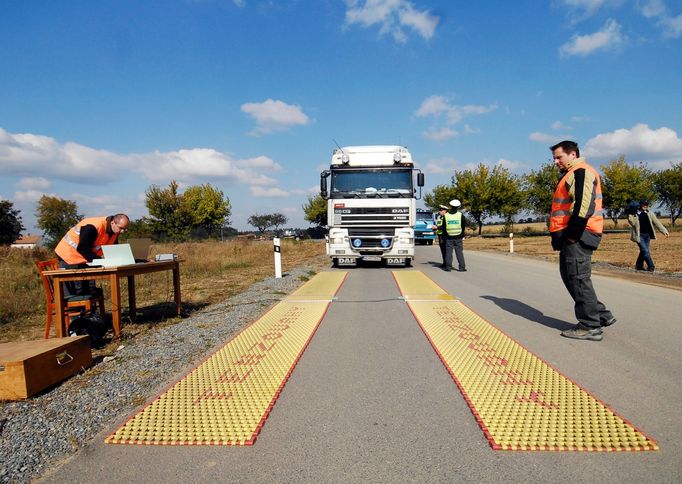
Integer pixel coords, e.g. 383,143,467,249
465,229,682,273
0,239,327,343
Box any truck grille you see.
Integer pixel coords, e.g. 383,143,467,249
333,207,410,227
347,228,396,250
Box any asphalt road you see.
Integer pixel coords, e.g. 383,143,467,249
42,247,682,483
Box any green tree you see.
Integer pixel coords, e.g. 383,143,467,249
35,195,81,248
523,161,558,227
423,184,457,212
0,200,25,245
145,181,192,241
183,183,231,238
248,214,275,234
302,195,328,226
270,213,288,232
453,164,522,235
653,162,682,226
601,156,654,226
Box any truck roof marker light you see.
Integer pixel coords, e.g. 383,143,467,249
393,153,402,163
341,154,350,164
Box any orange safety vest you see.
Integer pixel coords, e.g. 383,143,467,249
550,162,604,235
55,216,118,264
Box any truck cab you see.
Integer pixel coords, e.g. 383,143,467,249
320,145,424,267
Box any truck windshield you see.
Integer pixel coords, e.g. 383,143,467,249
330,168,413,198
416,212,433,221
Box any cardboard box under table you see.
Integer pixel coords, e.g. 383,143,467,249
0,337,92,400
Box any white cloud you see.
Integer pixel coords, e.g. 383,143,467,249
423,157,458,175
14,190,49,202
0,127,282,189
496,158,525,173
344,0,440,43
551,121,572,131
240,99,310,135
560,0,613,18
559,18,626,57
250,186,290,198
17,177,50,190
529,132,561,143
636,0,682,38
638,0,666,18
584,123,682,163
463,124,480,134
423,127,458,141
415,96,497,124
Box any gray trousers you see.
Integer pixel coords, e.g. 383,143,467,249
559,241,613,328
445,238,466,270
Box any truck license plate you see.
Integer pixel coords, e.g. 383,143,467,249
362,255,382,262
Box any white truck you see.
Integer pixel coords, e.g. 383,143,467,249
320,145,424,267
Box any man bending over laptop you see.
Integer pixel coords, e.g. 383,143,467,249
55,214,129,297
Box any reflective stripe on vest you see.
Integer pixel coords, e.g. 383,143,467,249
550,162,604,235
444,212,463,236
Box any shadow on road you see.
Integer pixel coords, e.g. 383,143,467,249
480,295,573,331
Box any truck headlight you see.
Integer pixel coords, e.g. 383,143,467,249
331,237,345,245
398,237,413,244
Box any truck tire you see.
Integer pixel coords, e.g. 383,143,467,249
405,258,412,268
332,258,339,268
427,240,433,245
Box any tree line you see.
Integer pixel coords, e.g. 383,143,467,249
0,180,290,247
302,158,682,234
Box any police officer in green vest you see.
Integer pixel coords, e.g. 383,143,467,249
435,204,449,268
437,199,467,272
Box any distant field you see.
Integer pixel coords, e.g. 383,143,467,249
464,229,681,274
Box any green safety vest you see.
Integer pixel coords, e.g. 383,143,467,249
444,212,462,236
436,215,443,235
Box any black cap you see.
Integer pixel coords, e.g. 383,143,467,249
640,199,649,206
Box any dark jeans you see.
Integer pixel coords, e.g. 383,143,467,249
559,241,613,328
445,238,466,270
636,233,654,270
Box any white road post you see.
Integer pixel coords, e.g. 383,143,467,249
509,232,514,254
274,237,282,278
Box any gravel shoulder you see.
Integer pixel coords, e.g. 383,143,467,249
0,263,324,484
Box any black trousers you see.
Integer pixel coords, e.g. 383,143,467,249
444,238,466,270
438,236,446,265
559,242,613,328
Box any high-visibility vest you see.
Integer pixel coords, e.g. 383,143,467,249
550,162,604,235
55,216,118,264
436,214,443,235
444,212,463,236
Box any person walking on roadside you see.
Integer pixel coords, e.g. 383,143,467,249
437,199,467,272
628,199,669,272
549,140,615,341
436,204,448,268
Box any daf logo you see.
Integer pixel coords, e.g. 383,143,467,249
335,209,351,214
391,208,409,213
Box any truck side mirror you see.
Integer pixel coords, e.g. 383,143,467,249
417,172,425,187
320,174,328,198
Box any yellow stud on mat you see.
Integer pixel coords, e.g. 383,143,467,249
105,272,347,446
393,271,658,452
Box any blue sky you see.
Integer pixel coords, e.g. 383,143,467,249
2,0,681,233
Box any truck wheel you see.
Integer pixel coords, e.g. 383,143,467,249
332,258,339,268
428,240,433,245
405,259,412,268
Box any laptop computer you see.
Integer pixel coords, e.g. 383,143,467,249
88,244,136,268
127,238,152,262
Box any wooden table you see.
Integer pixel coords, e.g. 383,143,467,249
42,260,181,338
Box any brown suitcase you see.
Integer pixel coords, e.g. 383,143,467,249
0,336,92,400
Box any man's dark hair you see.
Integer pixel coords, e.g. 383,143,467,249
550,140,580,157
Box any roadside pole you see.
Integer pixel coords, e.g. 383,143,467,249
509,233,514,254
274,237,282,278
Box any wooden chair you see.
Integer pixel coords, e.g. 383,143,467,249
35,259,106,338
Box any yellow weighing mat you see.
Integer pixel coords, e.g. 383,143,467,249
105,271,347,446
393,271,658,452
